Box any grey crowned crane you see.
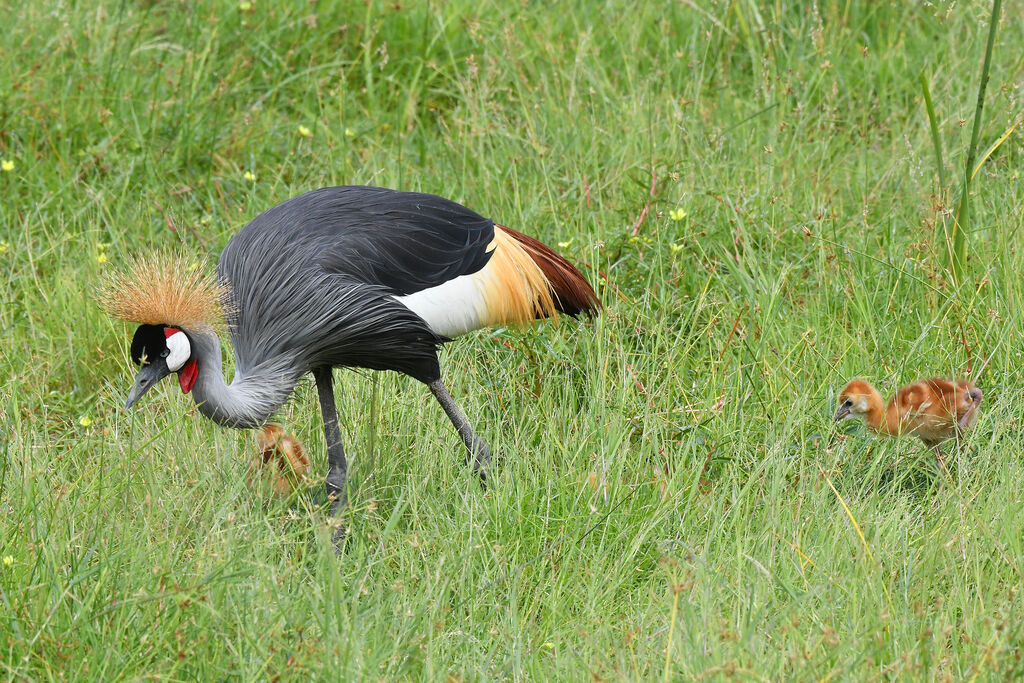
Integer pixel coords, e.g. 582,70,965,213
102,186,600,538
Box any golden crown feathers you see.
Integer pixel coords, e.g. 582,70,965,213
98,251,226,330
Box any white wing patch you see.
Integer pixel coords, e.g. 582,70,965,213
396,268,493,338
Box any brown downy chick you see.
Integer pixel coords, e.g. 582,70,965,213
253,424,311,495
835,378,982,451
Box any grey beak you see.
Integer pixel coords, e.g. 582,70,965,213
834,405,851,422
125,360,171,409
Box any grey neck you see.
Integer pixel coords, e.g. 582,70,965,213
187,327,302,429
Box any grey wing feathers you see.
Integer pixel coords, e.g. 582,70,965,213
281,186,496,295
218,186,458,383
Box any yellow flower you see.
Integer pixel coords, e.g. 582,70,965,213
1,159,13,172
344,128,356,138
557,240,571,249
2,556,12,566
298,125,312,138
670,243,684,253
243,171,256,182
96,252,107,264
79,416,92,427
239,1,252,10
0,241,8,254
669,209,687,221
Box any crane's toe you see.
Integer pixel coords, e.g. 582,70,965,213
467,437,492,483
327,512,347,548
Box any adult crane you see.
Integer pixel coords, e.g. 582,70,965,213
102,186,600,538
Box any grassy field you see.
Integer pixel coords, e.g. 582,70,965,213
2,0,1024,679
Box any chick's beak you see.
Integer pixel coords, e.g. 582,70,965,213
957,407,974,429
125,360,171,409
834,405,851,422
956,389,983,429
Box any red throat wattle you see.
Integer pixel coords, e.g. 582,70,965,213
179,358,199,393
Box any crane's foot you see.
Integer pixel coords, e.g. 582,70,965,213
327,497,347,548
466,437,492,483
326,471,348,550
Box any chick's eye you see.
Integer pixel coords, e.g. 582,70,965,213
841,399,852,408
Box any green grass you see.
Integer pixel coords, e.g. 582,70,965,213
2,0,1024,678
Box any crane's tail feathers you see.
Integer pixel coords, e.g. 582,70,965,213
495,225,601,318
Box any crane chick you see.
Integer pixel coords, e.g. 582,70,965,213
835,378,982,452
253,424,311,496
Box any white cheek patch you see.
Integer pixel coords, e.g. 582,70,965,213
164,330,191,372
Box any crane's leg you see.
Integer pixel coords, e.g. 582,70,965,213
429,379,492,480
314,367,348,544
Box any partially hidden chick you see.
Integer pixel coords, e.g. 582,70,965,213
835,378,982,452
253,424,311,495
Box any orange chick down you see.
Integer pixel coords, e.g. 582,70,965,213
253,424,311,495
835,378,982,450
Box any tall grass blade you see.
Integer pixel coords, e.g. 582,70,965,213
971,121,1018,181
950,0,1003,280
920,71,948,192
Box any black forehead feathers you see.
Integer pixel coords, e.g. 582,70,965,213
130,324,168,365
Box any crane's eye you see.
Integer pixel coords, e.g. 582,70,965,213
160,349,170,358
